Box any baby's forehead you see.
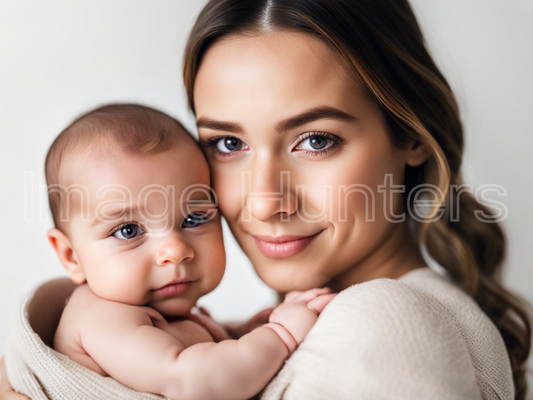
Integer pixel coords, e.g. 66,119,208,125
72,138,208,185
62,142,210,219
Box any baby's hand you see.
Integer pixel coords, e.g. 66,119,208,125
282,287,333,307
264,288,336,354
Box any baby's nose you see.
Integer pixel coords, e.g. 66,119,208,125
156,234,194,266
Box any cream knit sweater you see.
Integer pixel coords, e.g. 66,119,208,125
5,268,513,399
260,267,513,399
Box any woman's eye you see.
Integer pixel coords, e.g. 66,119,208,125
113,224,145,240
215,137,248,153
182,213,210,228
295,135,333,151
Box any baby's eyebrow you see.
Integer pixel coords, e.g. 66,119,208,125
90,206,139,228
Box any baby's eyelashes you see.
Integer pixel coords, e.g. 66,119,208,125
111,223,146,240
181,212,211,229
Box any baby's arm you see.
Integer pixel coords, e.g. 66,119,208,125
79,290,334,400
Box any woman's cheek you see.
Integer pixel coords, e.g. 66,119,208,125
300,157,367,223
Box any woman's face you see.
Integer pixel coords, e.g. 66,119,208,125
194,32,423,292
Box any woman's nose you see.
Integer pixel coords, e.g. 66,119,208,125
246,158,297,222
156,233,194,266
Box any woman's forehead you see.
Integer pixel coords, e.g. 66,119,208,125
194,32,367,127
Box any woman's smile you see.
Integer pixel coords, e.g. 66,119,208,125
252,231,324,258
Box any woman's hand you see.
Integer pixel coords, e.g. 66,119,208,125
0,356,30,400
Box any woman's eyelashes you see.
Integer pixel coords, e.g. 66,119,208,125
202,136,249,158
202,132,343,158
216,137,249,153
293,132,343,156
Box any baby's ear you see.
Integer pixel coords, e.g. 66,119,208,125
47,228,86,285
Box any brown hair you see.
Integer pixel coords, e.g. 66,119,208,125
45,104,190,232
182,0,531,397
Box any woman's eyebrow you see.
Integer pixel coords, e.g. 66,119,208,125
196,106,356,134
276,106,357,132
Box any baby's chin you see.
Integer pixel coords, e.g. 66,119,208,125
149,297,197,317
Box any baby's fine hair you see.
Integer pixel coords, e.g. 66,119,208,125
45,104,193,232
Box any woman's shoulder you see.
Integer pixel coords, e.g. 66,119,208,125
316,267,476,345
334,266,468,304
317,267,471,331
328,267,508,349
331,267,447,312
260,267,513,400
326,268,513,396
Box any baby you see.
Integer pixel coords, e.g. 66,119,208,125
45,104,335,400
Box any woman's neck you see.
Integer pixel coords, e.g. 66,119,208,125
330,222,427,291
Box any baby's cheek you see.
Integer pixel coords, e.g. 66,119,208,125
213,173,241,221
199,235,226,292
86,255,150,304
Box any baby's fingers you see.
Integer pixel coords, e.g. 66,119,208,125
307,293,337,315
289,287,332,305
283,290,303,304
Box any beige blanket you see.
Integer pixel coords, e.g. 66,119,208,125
5,289,167,400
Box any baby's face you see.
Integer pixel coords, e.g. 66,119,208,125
65,142,225,316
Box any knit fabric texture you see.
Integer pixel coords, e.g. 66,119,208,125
260,268,513,399
5,294,167,400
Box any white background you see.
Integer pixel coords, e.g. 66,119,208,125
0,0,532,384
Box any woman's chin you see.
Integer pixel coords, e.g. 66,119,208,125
255,262,331,293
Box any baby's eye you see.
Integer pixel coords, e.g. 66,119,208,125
295,134,334,151
182,213,210,228
112,224,146,240
215,137,249,154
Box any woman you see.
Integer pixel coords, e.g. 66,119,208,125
1,0,531,398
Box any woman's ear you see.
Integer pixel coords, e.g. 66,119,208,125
47,228,86,285
406,140,432,167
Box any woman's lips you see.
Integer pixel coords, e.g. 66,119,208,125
155,282,191,297
252,233,321,258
